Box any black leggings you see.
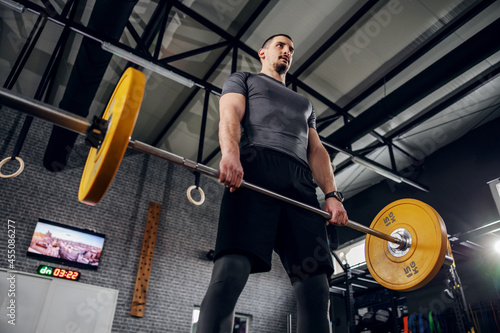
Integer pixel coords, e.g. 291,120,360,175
197,254,331,333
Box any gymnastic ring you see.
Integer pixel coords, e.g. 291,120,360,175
0,156,25,178
186,185,205,206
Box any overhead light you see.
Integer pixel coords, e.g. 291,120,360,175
101,42,195,88
351,156,402,183
495,240,500,254
0,0,25,13
487,178,500,217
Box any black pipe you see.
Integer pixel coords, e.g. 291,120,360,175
43,0,138,172
195,88,211,188
10,0,79,160
3,14,46,90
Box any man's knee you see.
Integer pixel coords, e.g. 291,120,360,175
211,253,253,288
292,272,330,303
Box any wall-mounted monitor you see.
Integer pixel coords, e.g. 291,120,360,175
27,218,105,270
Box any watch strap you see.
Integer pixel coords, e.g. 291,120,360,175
325,191,344,202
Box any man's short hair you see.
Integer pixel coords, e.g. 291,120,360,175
261,34,293,49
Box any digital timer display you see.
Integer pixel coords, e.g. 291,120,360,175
37,265,81,281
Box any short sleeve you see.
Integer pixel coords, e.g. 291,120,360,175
221,71,250,97
308,104,317,130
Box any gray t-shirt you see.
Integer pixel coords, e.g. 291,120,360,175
221,72,316,167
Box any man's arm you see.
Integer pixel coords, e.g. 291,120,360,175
218,92,246,191
307,128,348,226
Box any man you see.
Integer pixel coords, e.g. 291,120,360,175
197,34,349,333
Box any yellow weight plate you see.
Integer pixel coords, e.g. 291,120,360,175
365,199,448,291
78,68,145,205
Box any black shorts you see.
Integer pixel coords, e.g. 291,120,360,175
214,147,334,280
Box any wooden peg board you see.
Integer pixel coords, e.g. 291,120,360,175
130,202,161,317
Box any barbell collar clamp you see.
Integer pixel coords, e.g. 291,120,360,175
388,228,411,257
85,116,108,149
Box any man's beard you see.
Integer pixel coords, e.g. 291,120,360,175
275,62,288,75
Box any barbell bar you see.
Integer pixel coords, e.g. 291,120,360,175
0,73,404,247
0,68,453,291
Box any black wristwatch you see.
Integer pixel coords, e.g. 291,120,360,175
325,191,344,203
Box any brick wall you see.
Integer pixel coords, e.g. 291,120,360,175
0,106,297,332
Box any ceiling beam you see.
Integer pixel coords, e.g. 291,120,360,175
170,0,233,42
139,1,173,49
387,63,500,141
151,0,271,146
347,0,496,112
450,220,500,242
320,0,496,129
287,1,497,162
160,41,230,63
151,45,231,146
293,78,417,161
152,0,495,194
292,0,380,77
335,63,500,173
320,137,429,191
326,17,500,148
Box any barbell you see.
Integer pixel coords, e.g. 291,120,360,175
0,67,453,291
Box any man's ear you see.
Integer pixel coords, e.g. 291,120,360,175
258,48,265,61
